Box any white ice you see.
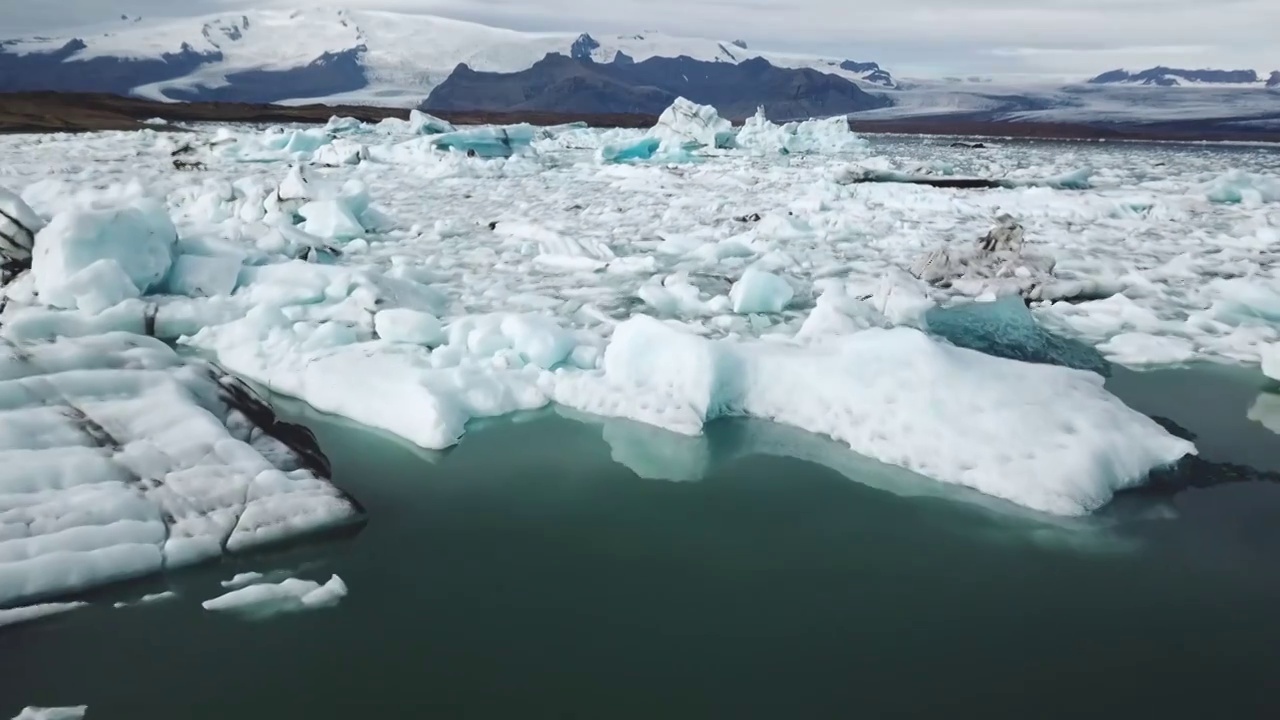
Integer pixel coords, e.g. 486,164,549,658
202,573,347,617
10,707,87,720
0,602,87,629
4,120,1272,517
0,332,361,607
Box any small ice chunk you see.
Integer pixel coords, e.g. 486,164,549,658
374,308,445,346
10,707,87,720
729,268,794,314
112,591,177,609
221,571,265,589
0,602,87,629
1097,333,1197,367
1247,393,1280,436
298,200,365,241
924,296,1111,376
1263,344,1279,381
598,137,661,162
31,198,177,309
202,574,348,618
1204,170,1280,205
165,254,242,298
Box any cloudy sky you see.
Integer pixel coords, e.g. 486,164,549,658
8,0,1277,77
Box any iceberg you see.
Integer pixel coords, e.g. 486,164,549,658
30,198,177,311
430,124,537,158
552,315,1193,516
650,98,735,152
734,107,869,155
729,267,794,314
202,574,347,618
1263,344,1279,381
1204,170,1280,205
0,331,362,607
924,296,1112,376
408,109,456,135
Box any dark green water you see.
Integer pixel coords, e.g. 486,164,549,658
3,365,1280,719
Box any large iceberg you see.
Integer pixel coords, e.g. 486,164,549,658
650,98,735,152
30,198,177,311
0,331,362,607
734,107,869,155
552,315,1193,516
0,187,43,268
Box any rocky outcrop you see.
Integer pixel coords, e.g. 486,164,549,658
840,60,895,87
1089,67,1261,86
423,53,891,120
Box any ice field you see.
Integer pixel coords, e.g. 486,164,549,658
1,100,1278,618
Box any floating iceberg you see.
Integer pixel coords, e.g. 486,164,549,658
430,125,537,158
1263,344,1279,381
729,267,794,314
924,296,1111,376
650,98,735,152
10,707,87,720
734,108,869,155
30,198,177,312
552,315,1193,516
408,109,456,135
202,574,347,618
0,332,362,607
1204,170,1280,205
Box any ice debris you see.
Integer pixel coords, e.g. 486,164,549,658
909,215,1060,300
202,574,348,618
924,296,1112,376
551,315,1194,516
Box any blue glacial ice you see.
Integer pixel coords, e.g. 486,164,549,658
924,295,1112,377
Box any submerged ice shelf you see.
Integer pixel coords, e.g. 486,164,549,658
1,101,1275,521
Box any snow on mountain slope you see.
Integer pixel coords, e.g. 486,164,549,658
1,8,894,106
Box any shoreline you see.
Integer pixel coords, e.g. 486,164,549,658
3,91,1279,145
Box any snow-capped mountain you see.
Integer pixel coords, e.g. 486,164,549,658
0,8,896,107
1089,66,1278,88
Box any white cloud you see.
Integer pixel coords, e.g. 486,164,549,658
5,0,1277,76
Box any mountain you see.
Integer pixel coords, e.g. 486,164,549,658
0,9,896,107
423,53,890,120
1088,67,1274,87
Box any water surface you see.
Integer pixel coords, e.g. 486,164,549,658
3,365,1280,719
